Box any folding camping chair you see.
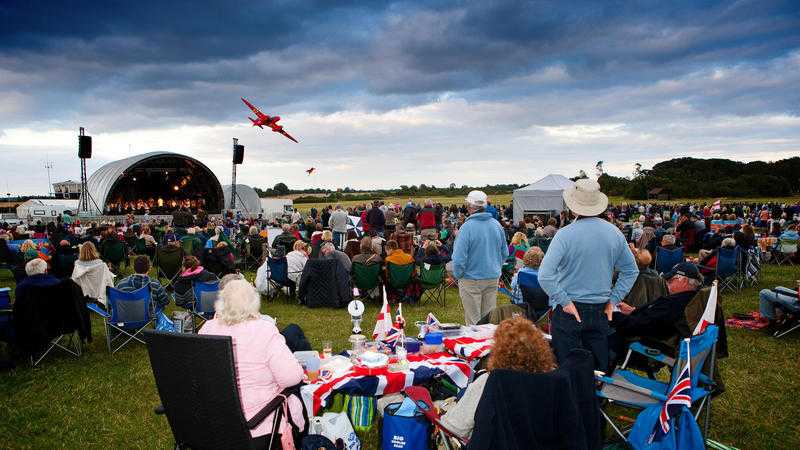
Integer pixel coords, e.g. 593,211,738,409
419,263,447,307
655,246,684,275
241,235,266,272
499,255,516,289
189,280,220,331
744,247,762,286
597,325,719,440
517,270,550,326
144,330,303,450
709,246,742,293
387,262,414,291
87,285,154,353
403,386,468,450
352,262,382,301
12,281,85,366
155,244,184,289
773,236,798,266
266,256,295,300
100,238,127,272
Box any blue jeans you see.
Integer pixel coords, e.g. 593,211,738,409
551,302,610,371
759,288,800,320
332,231,346,250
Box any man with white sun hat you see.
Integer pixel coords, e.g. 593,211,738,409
451,190,508,325
538,178,639,371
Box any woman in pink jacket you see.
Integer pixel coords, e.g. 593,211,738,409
199,279,305,447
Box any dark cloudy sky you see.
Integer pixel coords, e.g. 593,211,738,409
1,0,799,195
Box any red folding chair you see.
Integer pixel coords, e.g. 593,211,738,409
403,386,469,450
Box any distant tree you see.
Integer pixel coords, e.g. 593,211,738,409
449,183,457,189
273,183,289,195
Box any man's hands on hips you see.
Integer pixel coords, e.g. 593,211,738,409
563,301,582,323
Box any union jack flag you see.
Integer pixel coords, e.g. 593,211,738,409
656,338,692,437
426,312,441,327
382,326,403,348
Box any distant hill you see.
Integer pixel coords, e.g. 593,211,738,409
599,157,800,199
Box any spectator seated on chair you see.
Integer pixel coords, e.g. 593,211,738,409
384,239,413,273
286,240,309,286
198,280,306,444
507,232,529,265
391,223,415,255
173,256,219,308
19,239,49,264
352,236,382,267
179,227,204,257
759,283,800,333
271,224,297,257
420,240,447,266
320,242,351,273
609,262,704,367
438,316,556,441
70,242,115,306
697,237,736,281
734,224,756,250
778,224,799,242
51,240,78,279
15,258,60,302
542,217,558,238
621,248,668,309
138,225,158,254
509,247,545,305
116,255,170,311
660,233,678,251
206,241,236,276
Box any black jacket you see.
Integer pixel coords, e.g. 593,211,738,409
173,269,219,307
612,289,697,340
297,259,351,308
468,351,596,450
366,207,386,231
12,279,91,356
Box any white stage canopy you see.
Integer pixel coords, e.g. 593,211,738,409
512,174,574,223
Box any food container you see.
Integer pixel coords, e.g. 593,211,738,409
402,337,421,354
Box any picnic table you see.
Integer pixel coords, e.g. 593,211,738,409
300,352,472,415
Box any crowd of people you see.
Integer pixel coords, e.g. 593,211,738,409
2,186,799,447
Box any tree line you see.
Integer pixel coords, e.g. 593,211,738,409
255,157,800,202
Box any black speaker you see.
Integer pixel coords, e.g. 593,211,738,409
78,135,92,159
233,144,244,164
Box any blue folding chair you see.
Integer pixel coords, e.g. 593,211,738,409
517,271,550,325
597,325,719,440
87,285,154,353
655,246,684,275
190,280,220,331
267,256,294,300
714,246,741,292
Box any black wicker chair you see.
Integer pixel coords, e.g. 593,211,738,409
144,330,302,449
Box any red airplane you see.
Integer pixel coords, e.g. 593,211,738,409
241,97,299,143
306,167,315,175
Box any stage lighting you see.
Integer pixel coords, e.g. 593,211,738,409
173,185,179,191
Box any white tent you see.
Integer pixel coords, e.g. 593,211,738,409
512,174,574,223
222,184,263,217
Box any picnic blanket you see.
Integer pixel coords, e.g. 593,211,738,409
301,352,471,415
725,312,770,330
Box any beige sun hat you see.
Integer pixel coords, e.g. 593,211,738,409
563,179,609,217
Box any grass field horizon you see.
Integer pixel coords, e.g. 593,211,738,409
285,194,800,213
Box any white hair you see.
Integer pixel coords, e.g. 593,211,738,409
25,258,47,276
214,279,261,326
321,242,335,253
721,237,736,248
662,234,676,245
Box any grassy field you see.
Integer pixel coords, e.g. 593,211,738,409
290,194,800,213
1,262,799,449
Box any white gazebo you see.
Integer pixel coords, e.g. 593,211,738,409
512,174,575,223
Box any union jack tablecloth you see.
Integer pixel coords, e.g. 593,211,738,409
443,335,494,361
300,352,472,415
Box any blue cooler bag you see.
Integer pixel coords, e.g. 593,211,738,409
382,400,430,450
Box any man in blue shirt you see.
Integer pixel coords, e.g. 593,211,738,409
452,191,508,325
538,179,639,371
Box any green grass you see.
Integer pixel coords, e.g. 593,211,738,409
1,262,799,449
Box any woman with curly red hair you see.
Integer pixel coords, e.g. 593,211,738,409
439,316,556,439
